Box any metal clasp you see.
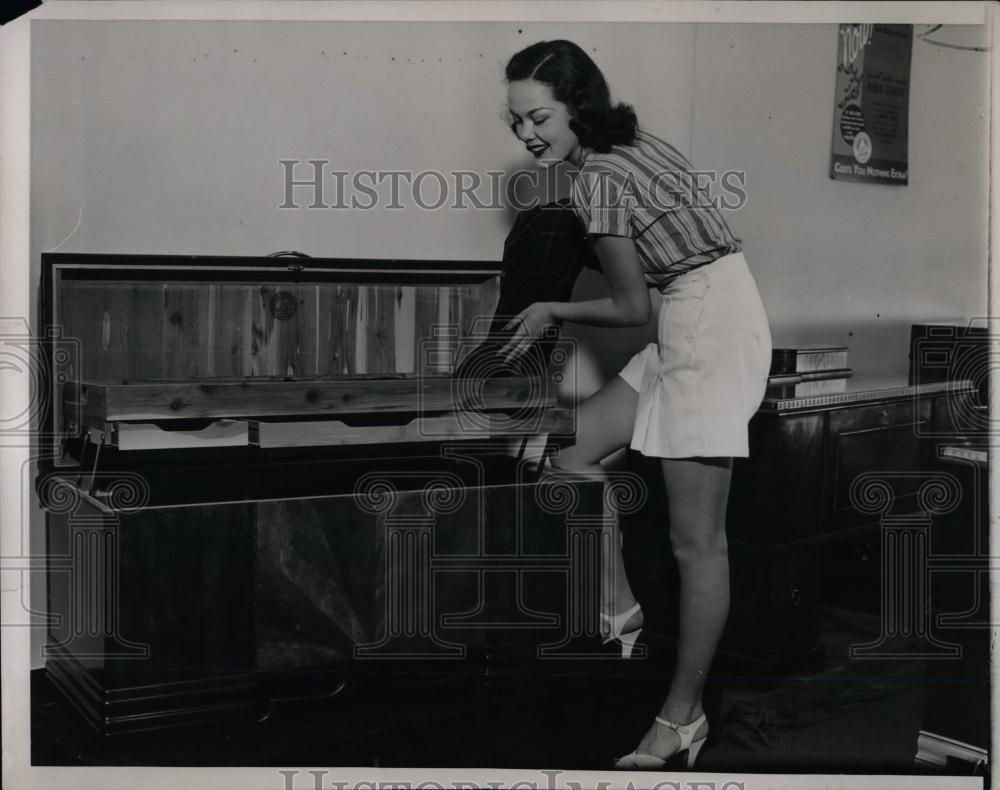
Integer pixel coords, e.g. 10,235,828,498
267,250,310,272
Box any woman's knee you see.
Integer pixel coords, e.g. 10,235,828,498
660,456,733,565
669,526,728,568
550,444,604,473
550,377,638,471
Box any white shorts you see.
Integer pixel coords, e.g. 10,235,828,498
617,251,772,458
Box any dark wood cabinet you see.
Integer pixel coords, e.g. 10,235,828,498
916,444,989,771
729,382,971,543
723,380,974,661
44,453,608,735
39,253,611,737
45,497,259,735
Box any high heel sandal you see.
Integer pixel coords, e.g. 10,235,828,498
613,712,708,770
599,602,643,659
537,457,644,657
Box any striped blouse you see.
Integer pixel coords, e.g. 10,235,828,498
570,129,742,289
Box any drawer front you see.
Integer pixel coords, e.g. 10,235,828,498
248,409,574,448
828,398,929,435
826,399,932,530
821,527,883,614
928,389,986,438
111,419,249,450
727,412,826,543
724,543,821,659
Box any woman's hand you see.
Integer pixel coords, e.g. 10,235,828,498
499,302,557,363
495,237,649,364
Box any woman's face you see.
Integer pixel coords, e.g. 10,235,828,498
506,79,584,168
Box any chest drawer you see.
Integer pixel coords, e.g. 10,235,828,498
828,399,929,433
826,398,932,527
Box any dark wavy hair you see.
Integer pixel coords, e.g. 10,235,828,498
505,40,638,153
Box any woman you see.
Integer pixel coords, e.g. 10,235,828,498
498,40,772,770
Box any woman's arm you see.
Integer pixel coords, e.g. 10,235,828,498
550,235,651,326
499,235,651,361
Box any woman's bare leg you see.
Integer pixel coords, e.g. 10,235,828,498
630,456,733,757
548,376,641,623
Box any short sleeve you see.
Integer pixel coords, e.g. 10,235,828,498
571,166,637,239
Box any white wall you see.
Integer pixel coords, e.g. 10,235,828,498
27,20,989,667
30,21,694,262
691,23,989,380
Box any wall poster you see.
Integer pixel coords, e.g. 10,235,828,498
831,23,913,185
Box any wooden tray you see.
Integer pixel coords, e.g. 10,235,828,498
67,375,554,429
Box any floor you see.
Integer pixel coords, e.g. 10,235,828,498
30,606,977,777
